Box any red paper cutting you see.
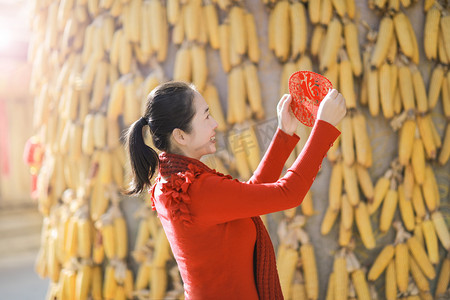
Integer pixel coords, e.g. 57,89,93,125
288,71,333,127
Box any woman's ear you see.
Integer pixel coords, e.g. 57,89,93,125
172,128,188,146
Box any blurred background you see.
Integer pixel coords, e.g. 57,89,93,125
0,0,449,299
0,0,48,299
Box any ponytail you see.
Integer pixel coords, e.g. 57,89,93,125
124,81,196,195
125,117,159,195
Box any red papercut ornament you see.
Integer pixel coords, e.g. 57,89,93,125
288,71,333,127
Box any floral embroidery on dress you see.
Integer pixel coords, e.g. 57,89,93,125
150,152,237,226
151,163,218,226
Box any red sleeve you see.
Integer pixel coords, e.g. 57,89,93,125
247,128,300,184
189,120,340,225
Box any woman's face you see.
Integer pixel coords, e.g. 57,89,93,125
179,91,218,159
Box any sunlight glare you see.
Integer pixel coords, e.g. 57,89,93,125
0,29,14,53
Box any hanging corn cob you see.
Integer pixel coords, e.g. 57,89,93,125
243,62,265,119
338,50,356,109
424,6,441,60
370,15,394,68
393,12,415,60
290,1,307,60
333,250,349,300
276,218,300,298
385,259,397,300
343,19,362,76
435,254,450,297
245,12,260,63
366,65,380,116
306,0,320,24
347,251,371,300
297,228,319,300
379,178,398,232
355,201,376,249
219,23,231,73
352,112,372,167
320,17,342,72
407,235,436,279
270,1,291,62
440,14,450,60
398,183,415,231
203,84,227,131
368,244,395,281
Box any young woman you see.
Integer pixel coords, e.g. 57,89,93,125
125,81,346,300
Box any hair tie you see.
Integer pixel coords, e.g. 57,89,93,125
140,117,148,126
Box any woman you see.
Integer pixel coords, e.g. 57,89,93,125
125,81,346,299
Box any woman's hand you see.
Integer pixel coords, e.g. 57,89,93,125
317,89,347,126
277,94,299,135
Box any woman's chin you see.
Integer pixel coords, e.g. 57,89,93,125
209,145,217,154
207,144,217,155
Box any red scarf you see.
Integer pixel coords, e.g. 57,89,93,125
154,152,283,300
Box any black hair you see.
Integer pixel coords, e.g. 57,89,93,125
124,81,196,195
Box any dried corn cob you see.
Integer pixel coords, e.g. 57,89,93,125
368,244,394,281
355,202,376,249
369,171,391,214
290,2,307,60
308,0,321,24
398,183,415,231
431,211,450,250
422,218,439,264
435,255,450,297
394,12,414,58
339,52,356,109
334,254,349,300
424,7,440,60
428,64,444,109
407,236,436,279
341,116,355,166
246,13,260,63
398,119,416,166
329,162,343,211
320,18,342,72
411,137,426,185
356,164,374,201
385,260,397,300
409,255,430,291
395,242,409,293
371,16,394,68
379,179,399,232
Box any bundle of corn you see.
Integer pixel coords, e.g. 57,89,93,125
326,249,360,299
321,181,376,250
346,250,373,300
170,0,266,181
276,215,320,299
267,1,307,63
28,0,172,298
297,226,319,299
423,3,450,169
172,0,264,122
361,7,422,117
27,0,450,299
364,220,448,298
225,18,264,123
321,111,376,250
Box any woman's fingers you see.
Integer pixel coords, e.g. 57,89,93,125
277,94,290,111
277,94,291,117
325,88,338,101
317,89,347,126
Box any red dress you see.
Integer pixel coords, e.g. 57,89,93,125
151,120,340,299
